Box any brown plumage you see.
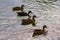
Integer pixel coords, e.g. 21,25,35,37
12,5,24,12
32,25,47,37
21,15,37,26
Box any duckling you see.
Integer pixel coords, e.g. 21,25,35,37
32,25,47,37
17,11,32,16
12,5,24,12
21,15,37,26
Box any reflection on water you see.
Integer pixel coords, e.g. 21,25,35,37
0,0,60,40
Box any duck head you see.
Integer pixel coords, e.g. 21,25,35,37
32,15,37,19
21,5,25,8
43,25,47,31
43,25,47,28
33,15,37,18
31,15,37,20
28,11,33,14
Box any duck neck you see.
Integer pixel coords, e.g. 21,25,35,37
43,27,45,31
28,15,31,18
21,6,24,9
32,17,35,20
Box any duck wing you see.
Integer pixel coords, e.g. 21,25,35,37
13,7,21,11
33,29,45,35
21,18,32,25
34,29,42,31
22,18,31,23
17,12,28,16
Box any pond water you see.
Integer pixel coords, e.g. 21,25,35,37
0,0,60,40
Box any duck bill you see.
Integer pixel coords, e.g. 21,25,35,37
35,16,38,18
32,13,33,14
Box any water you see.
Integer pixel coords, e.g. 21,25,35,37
0,0,60,40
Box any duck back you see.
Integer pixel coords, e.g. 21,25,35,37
17,12,28,16
32,29,45,37
21,18,32,25
13,7,21,11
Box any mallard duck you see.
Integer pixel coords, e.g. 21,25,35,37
32,25,47,37
12,5,24,12
21,15,37,26
17,11,32,16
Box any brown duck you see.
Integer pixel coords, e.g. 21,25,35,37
12,5,24,12
32,25,47,37
21,15,37,26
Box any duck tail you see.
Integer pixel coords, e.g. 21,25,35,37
32,34,35,37
32,23,36,26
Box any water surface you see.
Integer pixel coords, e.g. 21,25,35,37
0,0,60,40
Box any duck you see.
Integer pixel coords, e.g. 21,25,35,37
32,25,47,37
12,5,24,12
17,11,32,16
21,15,37,26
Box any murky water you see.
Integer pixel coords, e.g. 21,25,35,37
0,0,60,40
